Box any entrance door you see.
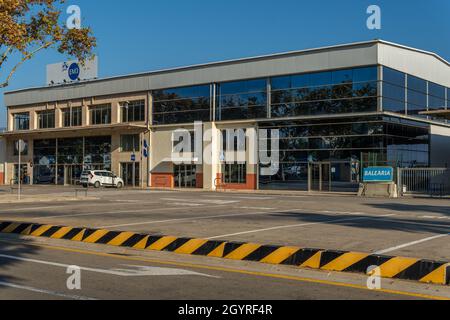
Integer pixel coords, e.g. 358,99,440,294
174,165,197,188
121,162,140,187
308,162,331,192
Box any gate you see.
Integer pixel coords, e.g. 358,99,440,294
398,168,450,197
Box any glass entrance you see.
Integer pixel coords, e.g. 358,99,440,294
308,162,331,192
174,165,197,188
120,162,140,187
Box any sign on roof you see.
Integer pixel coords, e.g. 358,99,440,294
46,56,98,85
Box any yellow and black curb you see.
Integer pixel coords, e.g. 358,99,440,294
0,221,448,286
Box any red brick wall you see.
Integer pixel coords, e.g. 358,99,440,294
196,173,204,189
151,173,174,188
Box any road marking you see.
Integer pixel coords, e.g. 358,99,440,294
0,238,447,301
100,208,308,229
30,205,224,220
0,281,97,300
206,214,396,239
0,254,216,278
240,207,276,210
162,198,239,205
374,233,450,255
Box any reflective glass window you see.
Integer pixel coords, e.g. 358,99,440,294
37,110,55,129
62,107,82,127
121,100,146,123
271,66,378,118
382,67,406,114
428,82,446,109
217,79,267,121
13,113,30,131
90,104,111,125
153,85,211,125
120,134,140,152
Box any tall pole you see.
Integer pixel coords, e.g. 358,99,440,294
18,145,21,201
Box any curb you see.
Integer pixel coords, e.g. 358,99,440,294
0,221,448,286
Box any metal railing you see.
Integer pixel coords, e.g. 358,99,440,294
398,168,450,197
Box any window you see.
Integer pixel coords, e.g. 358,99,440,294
271,66,378,118
37,110,55,129
428,82,446,110
90,104,111,125
447,88,450,109
13,113,30,131
120,134,140,152
62,107,82,127
217,79,267,121
121,100,145,123
153,85,211,125
407,75,427,116
172,131,195,151
222,164,247,184
13,140,28,156
382,67,406,114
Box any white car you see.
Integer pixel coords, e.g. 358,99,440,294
80,170,124,189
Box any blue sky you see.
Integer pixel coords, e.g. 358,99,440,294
1,0,449,127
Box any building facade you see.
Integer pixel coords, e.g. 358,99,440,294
0,129,5,185
2,40,450,191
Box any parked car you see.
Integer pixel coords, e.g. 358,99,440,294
80,170,124,189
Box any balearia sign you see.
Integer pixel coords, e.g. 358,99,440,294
363,167,394,183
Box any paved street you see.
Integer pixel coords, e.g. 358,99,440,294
0,235,447,300
0,186,449,300
1,186,449,261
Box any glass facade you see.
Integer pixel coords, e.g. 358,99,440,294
33,136,112,184
90,104,111,125
37,110,55,129
382,67,450,121
121,100,146,123
216,79,267,121
271,66,378,118
13,113,30,131
259,116,430,191
382,67,406,113
153,85,211,125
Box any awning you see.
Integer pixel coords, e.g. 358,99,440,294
419,109,450,120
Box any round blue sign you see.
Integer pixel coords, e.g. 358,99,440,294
68,63,80,81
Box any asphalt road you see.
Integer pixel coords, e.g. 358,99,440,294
1,187,449,261
0,236,436,300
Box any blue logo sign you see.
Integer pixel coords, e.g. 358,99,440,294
363,167,394,183
68,63,80,81
131,154,136,162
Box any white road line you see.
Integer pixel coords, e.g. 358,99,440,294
30,205,218,220
100,208,309,229
0,281,96,300
0,254,215,278
206,214,397,239
374,233,450,255
161,198,239,205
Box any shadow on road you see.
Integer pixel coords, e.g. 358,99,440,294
367,203,450,216
0,236,40,284
269,211,450,235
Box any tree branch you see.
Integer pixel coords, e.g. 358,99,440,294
0,41,55,88
0,47,13,68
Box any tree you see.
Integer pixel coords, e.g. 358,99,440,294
0,0,96,88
